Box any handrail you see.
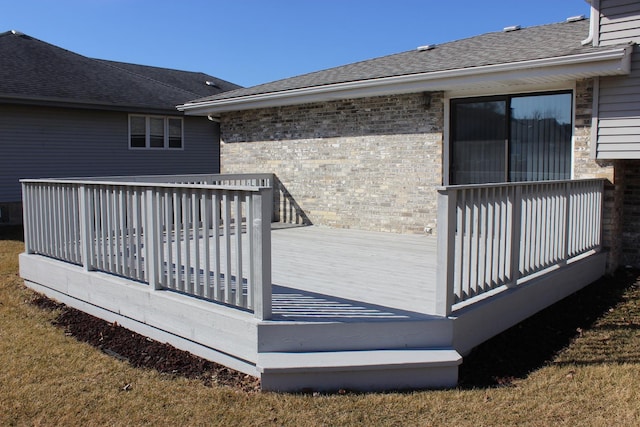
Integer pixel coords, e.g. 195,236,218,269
34,172,275,184
24,173,310,227
435,179,604,316
21,180,265,192
21,176,273,319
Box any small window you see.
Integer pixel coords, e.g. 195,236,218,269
129,116,146,148
129,115,183,149
149,117,165,148
168,118,183,148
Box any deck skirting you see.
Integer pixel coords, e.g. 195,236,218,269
19,253,260,376
452,251,608,355
256,317,453,353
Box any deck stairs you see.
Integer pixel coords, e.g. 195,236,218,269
256,286,461,391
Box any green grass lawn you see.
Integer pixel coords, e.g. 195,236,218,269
1,226,639,426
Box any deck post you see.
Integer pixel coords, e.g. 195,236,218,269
269,173,279,223
145,187,161,290
561,181,571,264
506,185,522,288
21,182,33,254
252,187,272,320
596,179,604,252
435,188,456,317
78,184,94,271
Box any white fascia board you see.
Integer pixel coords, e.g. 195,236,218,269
178,47,632,115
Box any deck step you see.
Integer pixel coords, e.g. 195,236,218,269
257,348,462,392
258,316,453,352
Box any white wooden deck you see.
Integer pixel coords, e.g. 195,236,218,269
269,225,438,318
19,176,608,391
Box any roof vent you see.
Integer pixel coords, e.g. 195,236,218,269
566,15,585,22
10,30,25,36
417,44,436,51
503,25,521,32
205,80,220,88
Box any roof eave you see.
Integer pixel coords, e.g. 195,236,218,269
0,94,184,115
178,46,633,115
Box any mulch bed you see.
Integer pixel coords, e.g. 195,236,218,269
29,267,638,392
30,295,260,392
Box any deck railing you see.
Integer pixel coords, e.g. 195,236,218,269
435,179,604,316
22,177,273,319
77,173,309,226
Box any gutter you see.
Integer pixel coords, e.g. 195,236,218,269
582,0,600,46
178,47,632,115
1,95,183,115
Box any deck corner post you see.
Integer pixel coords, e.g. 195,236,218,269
252,187,273,320
145,187,161,291
435,188,456,317
78,184,94,271
507,185,522,288
21,182,33,254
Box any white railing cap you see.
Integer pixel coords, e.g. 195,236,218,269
436,178,606,192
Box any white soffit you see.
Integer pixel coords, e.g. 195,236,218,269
179,46,632,115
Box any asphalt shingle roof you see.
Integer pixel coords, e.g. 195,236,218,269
0,30,241,112
188,19,613,104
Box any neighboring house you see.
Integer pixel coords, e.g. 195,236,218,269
179,0,640,268
0,30,241,224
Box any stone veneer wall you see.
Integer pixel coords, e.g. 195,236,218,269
220,93,444,234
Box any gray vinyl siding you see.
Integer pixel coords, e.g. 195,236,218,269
598,0,640,46
0,104,220,202
596,1,640,159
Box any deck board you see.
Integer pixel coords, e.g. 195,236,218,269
268,226,438,315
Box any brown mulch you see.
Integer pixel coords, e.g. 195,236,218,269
30,295,260,392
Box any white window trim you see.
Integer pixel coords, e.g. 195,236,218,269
128,115,184,150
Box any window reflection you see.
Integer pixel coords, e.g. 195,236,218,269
510,93,572,181
451,92,572,184
452,100,506,184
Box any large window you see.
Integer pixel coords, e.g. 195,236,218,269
450,92,572,184
129,115,183,149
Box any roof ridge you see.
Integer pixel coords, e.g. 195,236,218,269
97,58,209,78
0,30,91,59
93,58,207,99
0,30,27,38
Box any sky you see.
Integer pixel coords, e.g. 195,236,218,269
2,0,592,88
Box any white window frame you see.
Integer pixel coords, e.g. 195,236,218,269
128,115,184,150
